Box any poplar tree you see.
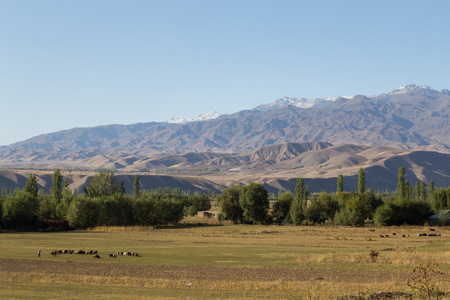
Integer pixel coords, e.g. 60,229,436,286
358,168,365,195
415,182,420,200
24,174,38,197
420,181,427,201
337,175,344,194
133,176,141,197
397,166,406,201
51,169,63,203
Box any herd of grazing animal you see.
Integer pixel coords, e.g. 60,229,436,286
370,229,442,238
49,249,141,259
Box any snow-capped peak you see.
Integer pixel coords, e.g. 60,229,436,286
168,111,222,124
385,84,431,95
253,95,352,112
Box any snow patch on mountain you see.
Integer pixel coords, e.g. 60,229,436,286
168,111,222,124
383,84,432,96
253,96,352,112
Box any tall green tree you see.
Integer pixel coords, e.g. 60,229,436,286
337,175,344,194
216,185,243,224
358,168,365,195
83,171,125,197
51,169,63,204
272,192,293,219
290,178,309,225
420,181,427,201
397,166,406,201
415,182,420,200
239,182,269,224
133,176,141,197
295,178,308,201
429,180,435,198
24,174,38,198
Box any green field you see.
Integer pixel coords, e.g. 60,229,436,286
1,224,449,299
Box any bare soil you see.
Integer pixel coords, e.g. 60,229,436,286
0,258,409,284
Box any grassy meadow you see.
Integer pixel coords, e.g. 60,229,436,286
0,222,449,299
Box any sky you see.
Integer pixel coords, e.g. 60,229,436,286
1,0,450,146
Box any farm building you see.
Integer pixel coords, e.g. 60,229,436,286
428,210,450,225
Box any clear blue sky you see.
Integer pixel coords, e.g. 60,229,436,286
1,0,449,146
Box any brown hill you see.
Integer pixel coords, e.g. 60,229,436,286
1,142,449,193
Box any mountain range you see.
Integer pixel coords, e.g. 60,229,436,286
0,84,449,193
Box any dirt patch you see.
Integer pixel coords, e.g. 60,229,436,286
0,258,409,284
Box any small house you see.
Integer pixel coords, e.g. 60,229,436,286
428,210,450,226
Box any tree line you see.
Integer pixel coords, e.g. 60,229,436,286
216,167,450,226
0,170,211,230
1,167,449,230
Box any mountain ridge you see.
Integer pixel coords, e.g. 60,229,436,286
0,84,449,169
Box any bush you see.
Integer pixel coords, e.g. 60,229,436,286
305,192,338,224
188,195,211,212
334,208,364,226
2,191,39,229
98,194,134,226
67,196,101,228
373,200,432,226
272,192,293,219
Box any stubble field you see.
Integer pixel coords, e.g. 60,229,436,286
0,224,449,299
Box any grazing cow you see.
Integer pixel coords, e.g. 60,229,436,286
392,233,396,236
385,234,389,237
109,254,114,258
369,229,375,232
402,234,406,237
69,250,74,254
380,235,384,238
93,254,101,258
93,250,98,254
113,254,117,258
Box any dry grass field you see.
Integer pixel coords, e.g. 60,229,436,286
0,223,449,299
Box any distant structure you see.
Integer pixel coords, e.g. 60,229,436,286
428,210,450,226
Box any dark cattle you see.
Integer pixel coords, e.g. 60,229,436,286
93,254,101,258
109,254,114,258
380,235,384,238
392,233,396,236
93,250,98,254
